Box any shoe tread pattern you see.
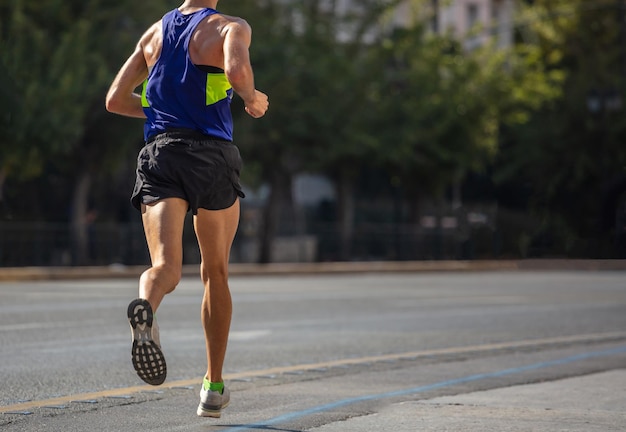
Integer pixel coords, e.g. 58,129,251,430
127,299,167,386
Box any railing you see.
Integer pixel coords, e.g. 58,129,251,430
0,221,149,267
0,218,501,267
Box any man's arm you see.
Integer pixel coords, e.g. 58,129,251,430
105,24,161,119
223,20,268,118
105,41,148,118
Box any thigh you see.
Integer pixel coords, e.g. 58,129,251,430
142,197,189,267
193,199,240,275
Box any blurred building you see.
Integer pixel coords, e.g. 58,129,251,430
285,1,515,49
333,0,515,49
439,0,515,49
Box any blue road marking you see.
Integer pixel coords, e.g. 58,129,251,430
222,345,626,432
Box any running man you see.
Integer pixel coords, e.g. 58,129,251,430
105,0,268,418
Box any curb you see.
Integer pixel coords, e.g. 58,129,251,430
0,259,625,281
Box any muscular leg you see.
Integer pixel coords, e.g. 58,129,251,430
140,198,188,312
194,199,240,383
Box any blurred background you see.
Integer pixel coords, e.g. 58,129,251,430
1,0,626,267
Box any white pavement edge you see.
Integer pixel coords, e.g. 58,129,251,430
309,370,626,432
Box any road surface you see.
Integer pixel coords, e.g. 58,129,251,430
1,270,625,430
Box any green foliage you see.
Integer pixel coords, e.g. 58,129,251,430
351,20,560,204
0,0,169,179
228,0,561,204
495,0,626,253
1,0,615,257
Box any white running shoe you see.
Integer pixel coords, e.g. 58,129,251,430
197,385,230,418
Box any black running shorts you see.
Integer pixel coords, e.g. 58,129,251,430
131,129,245,214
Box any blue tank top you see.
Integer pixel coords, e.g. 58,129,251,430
141,8,234,141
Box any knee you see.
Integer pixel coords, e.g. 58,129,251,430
143,264,182,292
200,262,228,286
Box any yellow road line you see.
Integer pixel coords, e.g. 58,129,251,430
2,331,625,414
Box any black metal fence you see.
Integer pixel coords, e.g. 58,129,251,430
0,221,149,267
0,216,502,267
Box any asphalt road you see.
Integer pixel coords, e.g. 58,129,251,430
1,270,625,431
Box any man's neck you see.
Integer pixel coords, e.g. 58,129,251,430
179,0,218,10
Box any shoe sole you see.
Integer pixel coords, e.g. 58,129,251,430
197,400,230,418
127,298,167,386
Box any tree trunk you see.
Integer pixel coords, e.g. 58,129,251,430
336,169,355,261
0,168,7,218
258,169,293,264
406,190,423,260
70,170,92,266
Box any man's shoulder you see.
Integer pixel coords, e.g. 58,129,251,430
207,13,251,41
139,21,163,47
215,13,251,31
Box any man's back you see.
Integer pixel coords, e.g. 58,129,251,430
142,9,248,71
141,8,235,141
105,1,267,121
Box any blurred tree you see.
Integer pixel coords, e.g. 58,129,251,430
2,0,607,265
494,0,626,257
0,1,46,210
223,0,411,262
221,0,384,262
221,0,299,263
0,0,170,263
343,7,562,259
225,0,563,262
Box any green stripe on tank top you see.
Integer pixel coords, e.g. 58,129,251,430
206,73,231,106
141,79,150,108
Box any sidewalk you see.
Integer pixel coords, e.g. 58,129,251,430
1,259,626,281
311,369,626,431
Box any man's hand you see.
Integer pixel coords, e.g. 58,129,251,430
244,90,269,118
